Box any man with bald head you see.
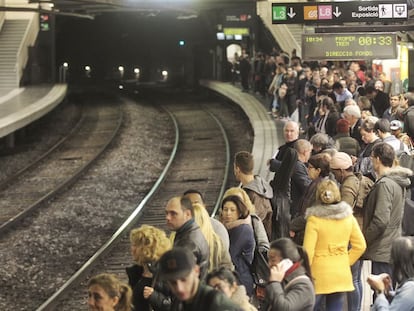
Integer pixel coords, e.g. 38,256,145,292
165,196,210,279
268,120,300,173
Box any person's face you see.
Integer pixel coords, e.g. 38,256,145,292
208,277,236,298
307,163,321,180
371,154,380,174
167,268,199,302
343,112,353,124
284,123,299,142
165,199,191,231
221,201,241,223
360,128,374,144
88,285,119,311
268,248,283,267
233,163,241,181
390,96,400,108
400,96,409,109
375,81,384,91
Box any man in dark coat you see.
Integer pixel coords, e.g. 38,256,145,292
366,86,389,118
159,247,242,311
268,120,300,173
165,196,209,280
239,54,251,92
363,143,412,278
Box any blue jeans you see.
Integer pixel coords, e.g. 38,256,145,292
314,292,345,311
347,260,363,311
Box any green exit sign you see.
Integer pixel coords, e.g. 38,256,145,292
273,6,287,21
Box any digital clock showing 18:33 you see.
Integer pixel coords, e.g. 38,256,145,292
358,36,393,46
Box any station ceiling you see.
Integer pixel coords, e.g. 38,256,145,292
28,0,253,19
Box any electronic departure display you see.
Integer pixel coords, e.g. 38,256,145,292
302,33,397,60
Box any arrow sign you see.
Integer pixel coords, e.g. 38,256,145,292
333,6,342,18
287,7,296,18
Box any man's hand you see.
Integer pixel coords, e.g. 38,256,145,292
143,286,154,299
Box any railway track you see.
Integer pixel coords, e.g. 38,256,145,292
38,99,236,310
0,102,122,233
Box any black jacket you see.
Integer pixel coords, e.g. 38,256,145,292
174,219,210,280
170,283,242,311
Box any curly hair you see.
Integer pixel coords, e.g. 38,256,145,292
129,225,172,265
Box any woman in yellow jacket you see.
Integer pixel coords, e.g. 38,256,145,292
303,179,366,311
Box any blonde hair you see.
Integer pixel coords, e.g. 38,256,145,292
193,203,225,272
88,273,132,311
223,187,256,214
316,180,341,205
129,225,172,265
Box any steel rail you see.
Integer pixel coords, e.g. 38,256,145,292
36,107,180,311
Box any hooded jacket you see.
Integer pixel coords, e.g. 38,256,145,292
363,166,412,262
243,175,273,238
303,201,366,294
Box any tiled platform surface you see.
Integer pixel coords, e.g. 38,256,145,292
200,80,283,181
0,84,67,138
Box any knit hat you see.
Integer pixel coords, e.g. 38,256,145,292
330,152,353,170
336,119,350,133
159,247,196,281
390,120,403,131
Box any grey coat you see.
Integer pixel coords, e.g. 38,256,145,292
363,166,412,262
265,266,315,311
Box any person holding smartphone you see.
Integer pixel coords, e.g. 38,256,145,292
367,236,414,310
265,238,315,311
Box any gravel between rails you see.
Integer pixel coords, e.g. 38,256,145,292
0,96,174,311
0,92,253,311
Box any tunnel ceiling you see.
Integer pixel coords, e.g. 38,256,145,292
26,0,254,19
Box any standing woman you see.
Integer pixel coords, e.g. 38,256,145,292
126,225,172,311
353,116,380,181
290,152,332,245
266,238,315,311
220,195,256,296
88,273,132,311
303,180,366,311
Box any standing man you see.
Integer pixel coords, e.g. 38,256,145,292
234,151,273,238
268,120,300,173
363,143,412,278
165,196,210,279
239,54,251,93
183,189,230,250
158,247,241,311
343,105,364,147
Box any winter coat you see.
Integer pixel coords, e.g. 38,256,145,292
363,167,412,263
243,175,273,239
403,106,414,139
334,133,361,157
372,280,414,311
174,219,210,280
265,265,315,311
303,201,366,294
355,138,381,181
126,264,171,311
340,174,362,227
226,221,256,296
170,283,243,311
291,161,312,217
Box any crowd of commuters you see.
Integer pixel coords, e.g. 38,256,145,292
86,53,414,311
